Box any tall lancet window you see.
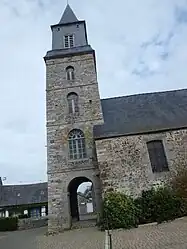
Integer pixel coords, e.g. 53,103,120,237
67,92,79,114
66,66,75,81
68,129,86,160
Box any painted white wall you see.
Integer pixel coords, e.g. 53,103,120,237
87,203,93,213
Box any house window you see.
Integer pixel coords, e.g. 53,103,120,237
0,212,4,218
64,34,74,48
30,208,40,218
66,66,75,81
68,129,86,160
67,92,79,114
41,206,46,217
24,210,28,215
147,140,169,173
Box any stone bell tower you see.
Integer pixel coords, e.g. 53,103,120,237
44,4,103,233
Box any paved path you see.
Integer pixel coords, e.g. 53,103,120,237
111,218,187,249
0,217,187,249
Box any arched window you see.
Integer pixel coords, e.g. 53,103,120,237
68,129,86,160
66,66,75,81
147,140,169,173
67,92,79,114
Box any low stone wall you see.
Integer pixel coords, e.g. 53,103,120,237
18,217,48,230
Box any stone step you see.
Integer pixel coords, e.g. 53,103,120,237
71,219,97,229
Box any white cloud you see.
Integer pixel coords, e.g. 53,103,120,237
0,0,187,184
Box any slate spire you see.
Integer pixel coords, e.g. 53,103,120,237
59,4,78,24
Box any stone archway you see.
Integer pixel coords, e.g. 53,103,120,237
68,176,95,222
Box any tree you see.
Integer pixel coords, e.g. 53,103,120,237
84,186,92,199
171,169,187,199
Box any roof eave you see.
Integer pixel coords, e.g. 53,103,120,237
51,20,85,29
94,125,187,141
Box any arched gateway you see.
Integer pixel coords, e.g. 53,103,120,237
68,176,100,226
68,177,93,222
45,5,104,233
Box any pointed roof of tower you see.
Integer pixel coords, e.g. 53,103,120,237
59,4,78,24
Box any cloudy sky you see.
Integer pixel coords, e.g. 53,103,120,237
0,0,187,185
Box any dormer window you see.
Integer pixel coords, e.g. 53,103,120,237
64,34,74,48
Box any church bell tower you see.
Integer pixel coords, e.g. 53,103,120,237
44,5,103,233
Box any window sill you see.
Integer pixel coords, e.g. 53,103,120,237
68,112,80,116
68,158,89,162
68,158,91,167
153,169,170,174
152,170,170,179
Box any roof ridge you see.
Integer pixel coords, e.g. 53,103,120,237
101,88,187,101
2,182,47,187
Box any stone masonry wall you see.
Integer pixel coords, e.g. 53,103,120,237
96,129,187,197
46,53,103,127
46,52,103,233
18,217,48,230
46,53,103,174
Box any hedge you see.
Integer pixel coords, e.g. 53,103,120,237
135,187,186,224
171,169,187,199
0,217,18,231
101,192,139,230
100,187,187,230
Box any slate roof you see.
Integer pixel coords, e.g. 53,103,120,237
94,89,187,139
59,4,78,24
0,182,47,208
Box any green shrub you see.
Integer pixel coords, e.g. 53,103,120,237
0,217,18,231
99,187,187,231
136,187,186,224
171,169,187,200
100,191,139,230
135,188,156,224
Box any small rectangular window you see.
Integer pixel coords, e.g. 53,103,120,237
147,140,169,173
41,206,46,217
64,35,74,48
30,208,40,218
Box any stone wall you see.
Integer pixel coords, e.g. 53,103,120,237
46,52,104,233
47,169,101,233
46,53,103,128
18,217,48,230
96,129,187,197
